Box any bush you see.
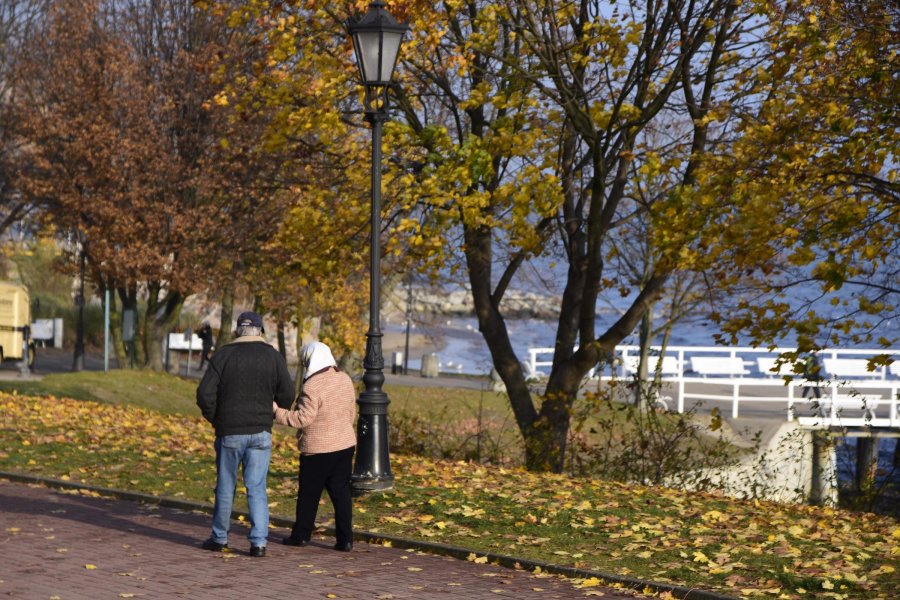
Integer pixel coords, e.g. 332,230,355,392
564,378,754,491
390,405,522,466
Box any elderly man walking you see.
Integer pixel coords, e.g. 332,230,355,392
196,311,294,557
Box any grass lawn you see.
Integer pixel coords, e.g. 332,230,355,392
0,369,198,414
0,371,897,599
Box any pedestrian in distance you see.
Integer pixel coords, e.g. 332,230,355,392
274,341,357,552
196,311,294,557
801,353,823,400
197,321,214,369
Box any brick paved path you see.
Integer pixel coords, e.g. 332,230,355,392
0,480,647,600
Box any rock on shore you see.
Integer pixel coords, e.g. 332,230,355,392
384,286,560,320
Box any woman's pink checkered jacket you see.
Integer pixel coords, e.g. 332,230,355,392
273,367,357,454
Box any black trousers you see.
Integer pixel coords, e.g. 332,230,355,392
291,446,354,545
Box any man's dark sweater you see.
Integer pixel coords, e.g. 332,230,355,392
196,336,295,436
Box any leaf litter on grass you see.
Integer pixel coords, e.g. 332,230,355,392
1,392,897,598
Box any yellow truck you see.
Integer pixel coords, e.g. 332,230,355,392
0,282,36,366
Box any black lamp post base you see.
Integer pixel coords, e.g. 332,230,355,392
350,474,394,497
351,396,393,495
73,344,85,372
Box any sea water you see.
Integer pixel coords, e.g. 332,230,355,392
387,315,802,376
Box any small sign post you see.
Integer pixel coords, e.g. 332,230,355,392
184,328,193,373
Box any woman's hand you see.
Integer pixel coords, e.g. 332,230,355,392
272,401,279,414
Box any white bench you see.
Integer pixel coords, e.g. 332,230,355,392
756,357,794,377
622,355,681,376
823,358,884,379
690,356,749,377
167,333,204,352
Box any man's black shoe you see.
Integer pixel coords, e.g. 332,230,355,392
201,538,228,552
282,536,309,547
334,542,352,552
250,545,266,557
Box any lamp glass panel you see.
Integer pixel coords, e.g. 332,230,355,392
379,31,403,82
355,30,383,83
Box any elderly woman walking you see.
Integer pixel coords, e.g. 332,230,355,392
274,341,357,551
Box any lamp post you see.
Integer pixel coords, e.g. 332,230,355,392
73,232,86,372
403,272,412,375
347,0,407,494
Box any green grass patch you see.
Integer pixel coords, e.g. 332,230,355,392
0,370,199,414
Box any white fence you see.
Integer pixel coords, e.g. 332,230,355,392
526,345,900,429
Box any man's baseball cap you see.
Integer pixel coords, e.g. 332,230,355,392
236,311,264,332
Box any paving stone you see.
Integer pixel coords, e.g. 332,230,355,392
0,480,647,599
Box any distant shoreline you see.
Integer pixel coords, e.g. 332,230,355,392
384,286,561,321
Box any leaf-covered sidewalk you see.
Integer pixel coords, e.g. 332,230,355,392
1,393,897,598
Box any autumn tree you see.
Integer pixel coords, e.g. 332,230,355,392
370,0,764,471
209,1,444,360
212,0,775,472
705,0,899,359
15,0,255,369
15,0,174,369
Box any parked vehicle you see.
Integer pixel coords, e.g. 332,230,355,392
0,282,36,366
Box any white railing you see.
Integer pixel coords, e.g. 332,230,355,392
526,345,900,428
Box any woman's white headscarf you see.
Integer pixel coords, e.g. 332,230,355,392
301,341,337,380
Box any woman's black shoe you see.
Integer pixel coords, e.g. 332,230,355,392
282,536,309,547
334,542,352,552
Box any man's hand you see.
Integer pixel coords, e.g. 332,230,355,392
272,400,278,414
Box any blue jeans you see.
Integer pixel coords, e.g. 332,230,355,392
211,431,272,547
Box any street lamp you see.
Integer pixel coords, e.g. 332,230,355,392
73,231,86,372
347,0,407,494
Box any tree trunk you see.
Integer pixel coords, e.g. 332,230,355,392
463,223,545,467
118,285,141,368
106,286,126,368
217,283,235,348
855,437,878,494
636,310,653,411
276,314,286,359
522,391,575,472
143,282,184,371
